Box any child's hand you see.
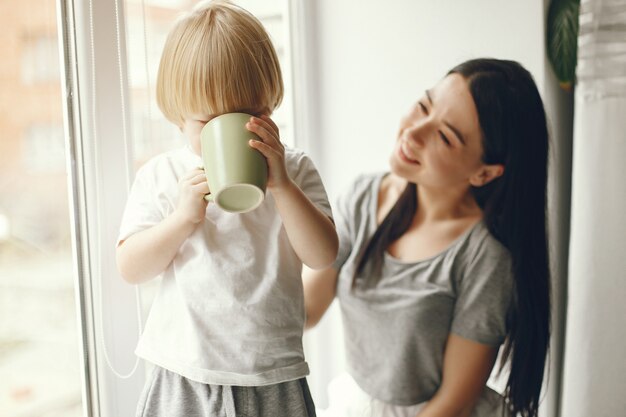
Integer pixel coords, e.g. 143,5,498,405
246,115,292,191
175,168,209,224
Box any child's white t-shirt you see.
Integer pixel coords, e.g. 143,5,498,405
117,145,333,386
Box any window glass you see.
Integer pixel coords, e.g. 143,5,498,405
21,35,61,84
0,1,84,416
22,124,66,172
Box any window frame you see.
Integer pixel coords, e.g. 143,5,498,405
58,0,145,415
57,0,98,415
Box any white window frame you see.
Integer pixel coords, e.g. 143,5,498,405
58,0,144,415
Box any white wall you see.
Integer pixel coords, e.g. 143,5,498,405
301,1,568,413
308,0,545,198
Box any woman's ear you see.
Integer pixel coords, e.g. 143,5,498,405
469,164,504,187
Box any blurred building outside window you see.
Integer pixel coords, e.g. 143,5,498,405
21,35,60,85
22,124,66,173
0,1,84,416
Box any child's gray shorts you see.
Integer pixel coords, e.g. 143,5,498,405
136,366,316,417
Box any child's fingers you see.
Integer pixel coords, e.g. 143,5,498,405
259,115,279,135
188,173,207,185
254,116,279,139
192,182,210,195
246,119,275,143
249,139,280,160
248,118,282,149
181,168,205,181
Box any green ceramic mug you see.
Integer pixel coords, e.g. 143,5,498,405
200,112,268,213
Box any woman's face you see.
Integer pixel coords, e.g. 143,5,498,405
390,74,489,189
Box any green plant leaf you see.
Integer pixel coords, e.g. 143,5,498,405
547,0,580,90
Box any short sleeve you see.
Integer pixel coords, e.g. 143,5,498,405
450,234,514,346
116,165,164,246
289,151,333,221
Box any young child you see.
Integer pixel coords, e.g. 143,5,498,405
116,2,338,416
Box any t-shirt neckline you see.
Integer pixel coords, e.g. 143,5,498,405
370,172,482,266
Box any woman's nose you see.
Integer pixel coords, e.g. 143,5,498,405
405,119,435,147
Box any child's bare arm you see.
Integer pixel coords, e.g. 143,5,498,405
247,115,338,270
117,211,197,284
116,168,209,284
272,182,338,269
303,266,338,329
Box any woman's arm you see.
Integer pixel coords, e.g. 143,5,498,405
416,334,499,417
303,266,339,329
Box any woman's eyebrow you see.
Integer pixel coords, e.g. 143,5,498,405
425,89,467,146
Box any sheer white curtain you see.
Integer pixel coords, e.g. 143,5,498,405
561,1,626,415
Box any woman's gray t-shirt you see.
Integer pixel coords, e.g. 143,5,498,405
333,173,514,406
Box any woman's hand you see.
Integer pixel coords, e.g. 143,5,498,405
246,115,292,191
175,168,209,224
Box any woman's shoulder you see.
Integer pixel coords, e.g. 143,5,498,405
336,171,385,208
345,171,386,195
444,221,515,296
461,221,513,268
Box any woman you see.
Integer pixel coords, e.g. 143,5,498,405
304,58,550,417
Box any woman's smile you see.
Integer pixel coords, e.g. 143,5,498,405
398,140,420,164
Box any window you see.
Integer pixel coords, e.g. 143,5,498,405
0,0,311,414
4,0,313,415
22,124,66,172
21,35,61,84
0,1,84,416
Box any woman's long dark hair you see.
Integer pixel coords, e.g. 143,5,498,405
353,58,551,417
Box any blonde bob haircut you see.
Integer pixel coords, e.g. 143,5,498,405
156,0,284,127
